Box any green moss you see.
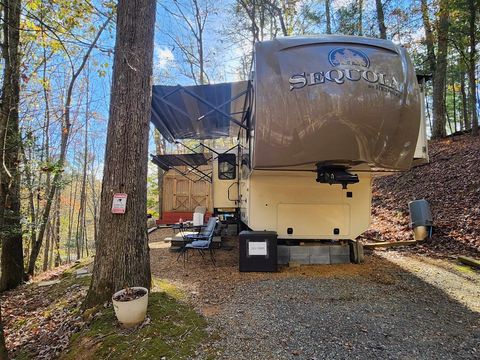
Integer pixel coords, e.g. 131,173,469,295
13,349,33,360
61,257,94,278
40,274,90,307
17,262,209,359
455,264,476,274
11,263,91,334
61,291,208,360
152,278,185,301
10,317,28,331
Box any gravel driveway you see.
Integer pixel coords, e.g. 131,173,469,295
149,232,480,359
209,275,478,359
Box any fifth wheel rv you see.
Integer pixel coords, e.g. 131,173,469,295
150,35,429,264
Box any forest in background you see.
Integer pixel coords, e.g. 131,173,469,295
0,0,479,286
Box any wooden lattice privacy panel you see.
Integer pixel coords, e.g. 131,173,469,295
162,165,213,213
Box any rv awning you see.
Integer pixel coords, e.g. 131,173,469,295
151,81,251,142
151,153,210,171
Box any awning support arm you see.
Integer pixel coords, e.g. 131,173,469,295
179,86,248,130
151,153,212,183
199,143,238,158
174,156,212,183
151,156,198,183
197,87,250,124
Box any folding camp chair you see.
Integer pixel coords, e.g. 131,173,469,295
178,217,218,267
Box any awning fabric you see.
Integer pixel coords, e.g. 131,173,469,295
151,153,210,171
151,81,250,142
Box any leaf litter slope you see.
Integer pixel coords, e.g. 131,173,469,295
1,259,208,360
367,134,480,256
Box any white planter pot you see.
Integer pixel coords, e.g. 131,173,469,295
112,287,149,328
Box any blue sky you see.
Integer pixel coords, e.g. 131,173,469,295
78,0,479,174
81,0,246,172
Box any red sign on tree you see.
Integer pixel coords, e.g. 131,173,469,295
111,193,128,214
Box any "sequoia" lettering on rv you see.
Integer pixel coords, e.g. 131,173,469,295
289,69,400,92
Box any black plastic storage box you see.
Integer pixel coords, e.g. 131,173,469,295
239,231,278,272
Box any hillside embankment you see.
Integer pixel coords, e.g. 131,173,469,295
366,134,480,256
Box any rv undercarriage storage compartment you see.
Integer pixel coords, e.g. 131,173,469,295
239,231,277,272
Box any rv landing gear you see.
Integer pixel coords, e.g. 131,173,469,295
316,164,359,189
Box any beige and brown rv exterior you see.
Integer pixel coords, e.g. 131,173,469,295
252,36,421,171
151,35,428,245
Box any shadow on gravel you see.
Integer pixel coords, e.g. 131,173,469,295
148,231,479,360
209,254,479,360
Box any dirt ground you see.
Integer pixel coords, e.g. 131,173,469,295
149,229,384,311
149,229,480,359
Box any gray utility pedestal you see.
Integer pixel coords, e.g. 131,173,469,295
278,244,351,265
408,199,433,240
409,199,433,227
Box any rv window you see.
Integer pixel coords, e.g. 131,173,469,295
218,153,236,180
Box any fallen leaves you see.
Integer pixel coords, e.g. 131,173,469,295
366,134,480,257
1,265,91,359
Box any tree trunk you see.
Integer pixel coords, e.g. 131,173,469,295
41,24,53,272
193,0,205,84
431,0,449,139
240,0,260,43
267,1,288,36
88,163,99,245
76,72,90,259
445,81,453,134
358,0,363,36
154,130,164,220
84,0,156,307
277,6,288,36
0,0,24,291
22,144,36,270
49,211,55,269
42,220,51,271
84,214,88,257
460,72,469,130
75,154,88,259
452,76,457,131
426,86,433,131
468,0,478,136
375,0,387,39
325,0,331,34
54,190,61,267
76,213,81,259
67,172,79,262
28,158,64,275
421,0,436,73
0,305,7,359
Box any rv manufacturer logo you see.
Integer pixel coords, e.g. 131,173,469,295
328,48,370,68
288,46,400,96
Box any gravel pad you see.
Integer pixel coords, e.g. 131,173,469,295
208,272,479,359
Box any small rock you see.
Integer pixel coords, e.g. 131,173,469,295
37,280,61,287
